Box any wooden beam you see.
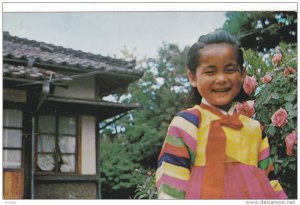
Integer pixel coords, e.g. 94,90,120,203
34,175,99,182
3,58,143,78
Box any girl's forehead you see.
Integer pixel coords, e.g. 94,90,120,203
199,43,237,58
201,43,236,51
199,43,237,57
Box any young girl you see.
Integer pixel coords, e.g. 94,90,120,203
156,30,287,199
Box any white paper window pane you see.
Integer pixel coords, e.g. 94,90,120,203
60,155,75,172
3,150,22,168
59,117,76,135
37,154,55,171
3,109,22,127
37,135,55,152
38,116,55,133
59,136,76,153
3,129,22,148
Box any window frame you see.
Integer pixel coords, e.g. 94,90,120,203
35,114,79,175
3,109,23,170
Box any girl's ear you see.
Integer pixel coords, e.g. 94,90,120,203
187,70,197,87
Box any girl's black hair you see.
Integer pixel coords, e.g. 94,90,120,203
186,29,249,105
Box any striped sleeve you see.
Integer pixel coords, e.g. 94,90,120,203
156,108,200,199
258,125,287,199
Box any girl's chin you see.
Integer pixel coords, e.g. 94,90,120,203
209,100,233,111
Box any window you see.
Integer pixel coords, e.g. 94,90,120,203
36,115,77,173
3,109,23,169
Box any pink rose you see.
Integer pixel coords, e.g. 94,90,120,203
243,75,258,95
236,101,255,118
272,53,282,65
283,66,296,78
262,75,272,84
147,171,152,176
288,66,296,74
271,108,288,127
285,131,297,156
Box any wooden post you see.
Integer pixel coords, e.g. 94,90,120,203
31,117,35,199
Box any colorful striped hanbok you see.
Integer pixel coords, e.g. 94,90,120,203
156,102,287,199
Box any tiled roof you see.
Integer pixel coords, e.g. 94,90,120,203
3,31,136,71
3,31,143,84
3,63,66,80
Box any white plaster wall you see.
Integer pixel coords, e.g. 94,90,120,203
81,116,96,175
54,76,95,99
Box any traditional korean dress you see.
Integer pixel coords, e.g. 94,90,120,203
156,100,287,199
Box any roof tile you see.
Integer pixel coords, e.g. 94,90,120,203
3,32,136,70
3,32,143,84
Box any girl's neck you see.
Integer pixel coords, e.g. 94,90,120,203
216,103,232,112
201,98,235,115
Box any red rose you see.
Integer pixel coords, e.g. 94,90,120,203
283,66,296,78
272,53,282,65
285,131,297,156
236,101,256,118
243,75,258,95
271,108,288,127
262,75,272,84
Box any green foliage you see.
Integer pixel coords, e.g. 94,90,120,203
100,137,139,197
133,168,157,199
223,11,297,51
100,43,191,198
121,43,191,165
244,43,297,198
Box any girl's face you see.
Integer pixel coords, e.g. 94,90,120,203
187,43,246,111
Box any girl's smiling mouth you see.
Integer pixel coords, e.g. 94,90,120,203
212,88,231,92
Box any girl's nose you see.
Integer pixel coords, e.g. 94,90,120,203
215,73,227,84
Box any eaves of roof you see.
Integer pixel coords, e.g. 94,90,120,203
3,31,143,83
40,96,142,121
3,31,136,70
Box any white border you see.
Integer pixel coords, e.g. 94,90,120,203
3,2,298,12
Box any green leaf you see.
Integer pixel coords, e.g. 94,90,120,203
270,146,277,155
274,163,279,175
284,94,296,102
288,163,296,170
288,157,296,162
263,95,272,104
286,119,296,130
267,126,276,136
282,159,289,168
138,194,147,199
284,102,294,112
271,93,280,99
288,109,297,117
257,109,270,123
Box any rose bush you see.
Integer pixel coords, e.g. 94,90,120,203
285,131,297,156
236,101,255,118
243,42,297,198
271,108,288,127
283,66,296,78
272,52,283,66
262,75,272,84
243,75,258,94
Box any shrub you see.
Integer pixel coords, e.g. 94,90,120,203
133,168,157,199
244,42,297,198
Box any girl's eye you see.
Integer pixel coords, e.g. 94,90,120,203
226,68,239,73
204,70,214,75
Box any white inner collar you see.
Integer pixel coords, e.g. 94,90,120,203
201,98,236,116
